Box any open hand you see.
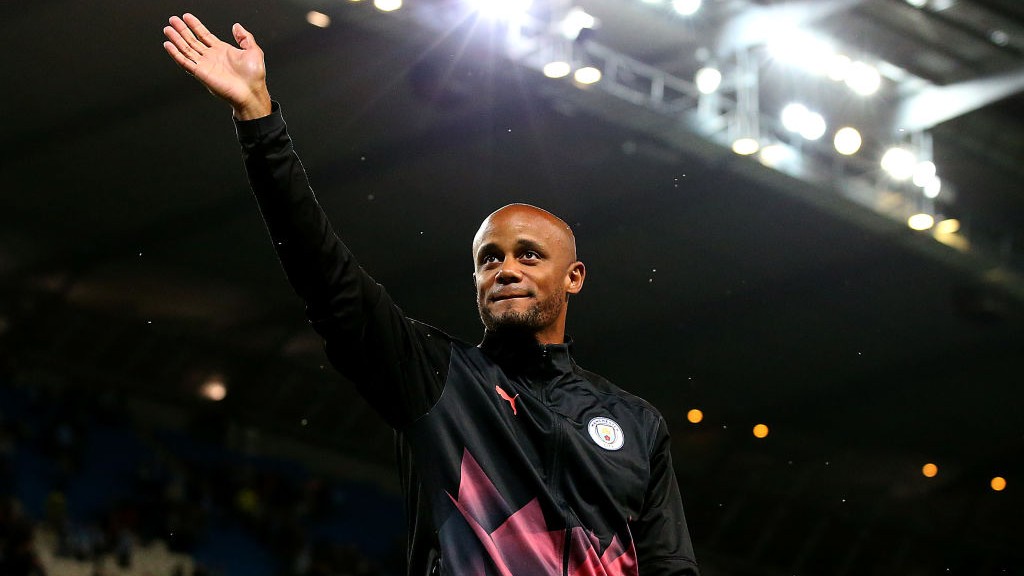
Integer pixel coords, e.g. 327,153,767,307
163,13,272,120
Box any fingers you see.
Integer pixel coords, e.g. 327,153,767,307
182,13,219,48
162,39,196,74
166,15,208,61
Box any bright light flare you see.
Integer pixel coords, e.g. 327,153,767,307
846,61,881,96
687,409,704,423
913,161,937,187
543,61,571,79
908,213,935,231
574,66,602,85
306,11,331,28
758,143,789,167
672,0,702,16
695,67,722,94
768,32,834,74
780,103,826,140
991,477,1007,491
881,147,917,181
374,0,402,11
922,463,938,478
935,218,960,234
827,53,852,82
834,127,862,155
200,376,228,402
732,137,760,155
753,423,769,439
560,7,597,40
469,0,532,19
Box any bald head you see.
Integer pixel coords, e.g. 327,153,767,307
473,204,577,263
472,204,585,343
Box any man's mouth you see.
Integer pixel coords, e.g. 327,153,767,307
491,293,531,302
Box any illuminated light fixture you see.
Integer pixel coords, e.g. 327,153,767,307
574,66,602,85
200,375,228,402
306,11,331,28
845,61,881,96
991,476,1007,491
732,137,760,156
881,147,917,181
768,32,833,74
781,103,809,133
826,53,852,82
935,218,960,235
671,0,702,16
922,463,938,478
469,0,532,19
695,67,722,94
374,0,402,11
780,103,826,141
752,423,769,439
687,409,704,424
758,143,790,168
834,127,862,155
907,213,935,231
543,61,571,79
923,176,942,198
905,0,927,7
912,161,937,187
800,111,827,141
560,6,597,40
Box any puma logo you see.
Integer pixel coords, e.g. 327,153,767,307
495,385,519,416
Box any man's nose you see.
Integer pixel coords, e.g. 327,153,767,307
496,262,522,284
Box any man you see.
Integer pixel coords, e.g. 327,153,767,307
162,13,699,575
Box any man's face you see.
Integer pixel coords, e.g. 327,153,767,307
472,205,584,343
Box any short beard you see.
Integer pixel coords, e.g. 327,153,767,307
480,291,565,335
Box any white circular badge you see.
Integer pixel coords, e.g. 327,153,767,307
588,417,624,451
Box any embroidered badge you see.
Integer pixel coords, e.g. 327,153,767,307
587,417,624,451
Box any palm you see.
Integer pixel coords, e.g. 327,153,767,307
163,14,270,119
194,40,264,104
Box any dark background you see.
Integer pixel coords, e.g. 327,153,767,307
2,0,1023,574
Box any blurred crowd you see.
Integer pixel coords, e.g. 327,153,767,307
0,376,401,576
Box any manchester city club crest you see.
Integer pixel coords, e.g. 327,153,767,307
587,417,624,451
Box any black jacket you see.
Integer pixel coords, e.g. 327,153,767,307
236,103,699,576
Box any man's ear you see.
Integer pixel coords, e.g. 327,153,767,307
566,261,586,295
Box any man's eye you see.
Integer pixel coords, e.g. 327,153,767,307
522,251,540,260
481,254,499,264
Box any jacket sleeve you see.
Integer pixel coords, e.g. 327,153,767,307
634,416,700,575
235,103,448,428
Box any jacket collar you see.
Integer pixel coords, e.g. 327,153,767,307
479,329,576,378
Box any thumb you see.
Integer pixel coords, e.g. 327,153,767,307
233,23,255,49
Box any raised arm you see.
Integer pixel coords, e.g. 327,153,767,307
162,13,271,120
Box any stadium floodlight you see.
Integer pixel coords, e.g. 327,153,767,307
560,6,597,40
732,137,760,155
881,147,917,181
780,103,826,141
845,61,881,96
912,161,937,188
907,213,935,231
543,61,572,79
768,31,834,74
672,0,702,16
695,67,722,94
833,127,862,155
574,66,602,85
468,0,532,20
374,0,402,11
